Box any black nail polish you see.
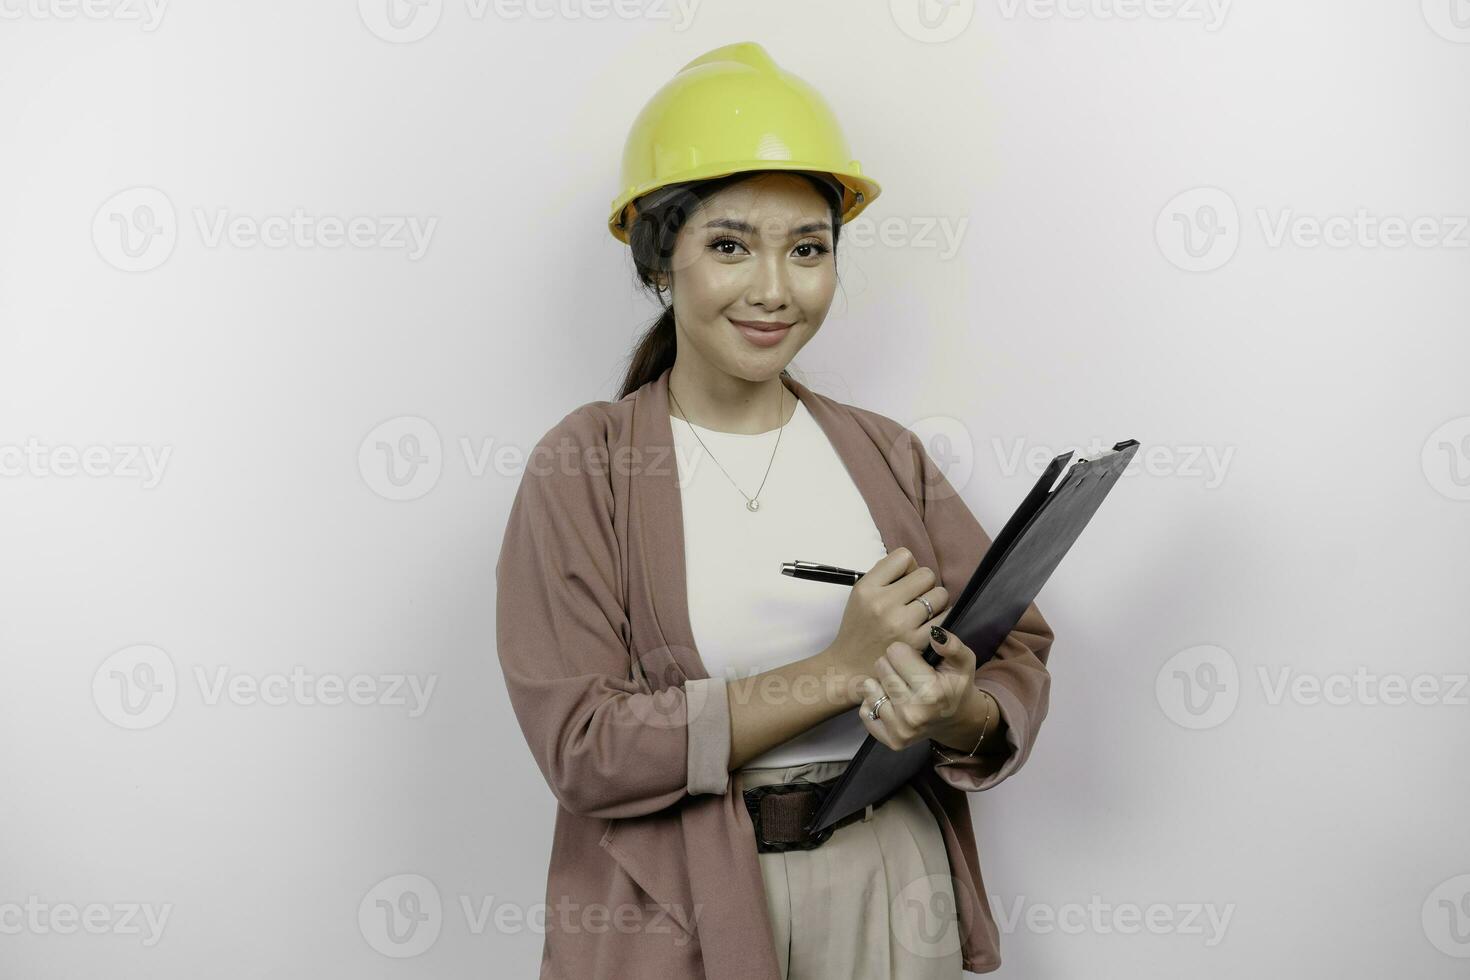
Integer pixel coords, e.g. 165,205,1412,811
930,626,948,644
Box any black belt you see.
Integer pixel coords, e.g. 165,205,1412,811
742,771,895,853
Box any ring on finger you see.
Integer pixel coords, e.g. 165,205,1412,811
873,661,916,717
868,693,890,720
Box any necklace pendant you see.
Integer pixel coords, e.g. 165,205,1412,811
746,498,760,512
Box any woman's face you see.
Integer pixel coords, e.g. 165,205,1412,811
664,173,837,383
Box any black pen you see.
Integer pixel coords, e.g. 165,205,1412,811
780,560,864,586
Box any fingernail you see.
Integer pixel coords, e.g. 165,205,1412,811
930,626,948,644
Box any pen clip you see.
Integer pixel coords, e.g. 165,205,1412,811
786,560,846,573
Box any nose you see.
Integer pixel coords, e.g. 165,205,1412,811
745,250,792,312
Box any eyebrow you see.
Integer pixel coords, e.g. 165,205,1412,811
702,218,833,236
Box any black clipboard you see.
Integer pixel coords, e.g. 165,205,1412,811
807,438,1140,834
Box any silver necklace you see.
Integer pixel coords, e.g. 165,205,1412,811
669,381,789,513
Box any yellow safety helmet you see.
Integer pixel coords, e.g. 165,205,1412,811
608,41,881,244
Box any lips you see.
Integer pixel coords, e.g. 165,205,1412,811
729,317,794,349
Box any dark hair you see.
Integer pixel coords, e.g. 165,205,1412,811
616,171,846,400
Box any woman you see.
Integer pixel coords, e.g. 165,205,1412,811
495,42,1054,980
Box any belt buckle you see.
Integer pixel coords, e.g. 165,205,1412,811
742,781,837,853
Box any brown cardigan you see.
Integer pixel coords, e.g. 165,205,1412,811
495,365,1054,978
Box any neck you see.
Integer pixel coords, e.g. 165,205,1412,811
668,360,796,435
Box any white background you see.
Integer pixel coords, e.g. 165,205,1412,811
2,1,1469,977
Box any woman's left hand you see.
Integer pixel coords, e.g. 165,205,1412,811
857,628,982,751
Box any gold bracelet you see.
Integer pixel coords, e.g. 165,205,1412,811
932,690,993,765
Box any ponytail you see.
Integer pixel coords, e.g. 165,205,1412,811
621,306,677,401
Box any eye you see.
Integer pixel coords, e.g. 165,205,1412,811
707,237,832,259
708,237,748,257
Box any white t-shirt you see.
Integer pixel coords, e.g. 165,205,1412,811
670,399,890,769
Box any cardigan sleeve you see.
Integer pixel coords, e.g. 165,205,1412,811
494,415,732,820
906,430,1056,792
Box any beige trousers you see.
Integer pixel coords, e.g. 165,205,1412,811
735,759,964,980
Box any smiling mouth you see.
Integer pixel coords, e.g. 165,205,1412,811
728,318,796,331
728,317,795,348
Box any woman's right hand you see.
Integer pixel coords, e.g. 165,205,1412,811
823,547,950,701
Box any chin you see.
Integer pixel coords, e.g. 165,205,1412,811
728,352,795,381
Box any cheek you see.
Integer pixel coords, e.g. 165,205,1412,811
678,257,745,309
792,266,837,308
